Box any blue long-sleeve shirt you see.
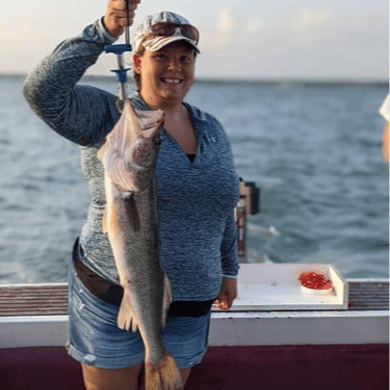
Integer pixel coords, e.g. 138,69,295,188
23,19,239,301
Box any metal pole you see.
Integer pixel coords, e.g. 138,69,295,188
104,0,132,108
236,196,247,263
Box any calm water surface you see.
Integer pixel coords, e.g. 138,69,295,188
0,75,388,283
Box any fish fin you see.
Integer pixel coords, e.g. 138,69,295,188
162,274,172,328
145,352,182,390
105,152,139,193
117,290,139,332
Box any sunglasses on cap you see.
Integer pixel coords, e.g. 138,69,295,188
150,22,199,45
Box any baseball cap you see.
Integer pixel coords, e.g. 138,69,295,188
133,11,200,54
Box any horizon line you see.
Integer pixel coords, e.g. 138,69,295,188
1,72,388,86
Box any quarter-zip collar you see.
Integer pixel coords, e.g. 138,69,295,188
131,92,150,111
131,92,210,151
131,92,208,126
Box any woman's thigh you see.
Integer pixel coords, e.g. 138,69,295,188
138,367,191,390
83,364,192,390
81,363,143,390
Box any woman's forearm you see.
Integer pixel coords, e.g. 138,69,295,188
23,19,119,146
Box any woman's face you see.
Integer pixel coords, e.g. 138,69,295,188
134,41,196,108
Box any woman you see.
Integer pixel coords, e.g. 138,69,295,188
23,1,239,389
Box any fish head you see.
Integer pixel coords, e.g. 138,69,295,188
124,108,165,170
122,107,165,191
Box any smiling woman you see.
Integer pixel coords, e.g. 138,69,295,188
22,2,240,390
133,41,198,155
134,43,196,108
127,12,201,156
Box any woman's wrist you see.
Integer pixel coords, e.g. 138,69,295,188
98,17,119,42
222,274,238,279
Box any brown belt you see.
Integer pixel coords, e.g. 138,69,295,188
72,238,214,317
72,237,124,306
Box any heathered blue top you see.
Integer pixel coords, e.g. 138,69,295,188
23,19,240,301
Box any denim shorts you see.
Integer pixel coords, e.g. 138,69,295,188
66,259,211,370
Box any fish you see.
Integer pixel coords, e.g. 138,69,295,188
97,99,182,390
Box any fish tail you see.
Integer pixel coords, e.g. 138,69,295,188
145,352,182,390
117,290,138,332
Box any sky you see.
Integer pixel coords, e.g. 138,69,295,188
2,0,389,81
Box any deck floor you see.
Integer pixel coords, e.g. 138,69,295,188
0,344,388,390
0,280,388,316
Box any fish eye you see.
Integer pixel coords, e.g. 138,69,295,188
153,134,162,146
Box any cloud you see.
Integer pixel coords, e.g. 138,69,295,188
216,6,237,34
200,8,263,51
196,9,387,81
244,20,263,36
199,7,237,51
292,8,333,40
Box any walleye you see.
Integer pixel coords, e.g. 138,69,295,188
97,99,182,390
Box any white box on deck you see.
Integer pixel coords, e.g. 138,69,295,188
226,263,348,311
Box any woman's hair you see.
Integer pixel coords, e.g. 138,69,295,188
132,46,146,92
132,41,197,93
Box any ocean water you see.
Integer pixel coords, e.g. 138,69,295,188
0,75,388,284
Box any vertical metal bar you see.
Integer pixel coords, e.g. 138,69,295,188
236,196,247,263
125,0,130,46
103,1,132,108
116,54,127,101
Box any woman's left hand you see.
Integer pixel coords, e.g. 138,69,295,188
214,278,238,310
103,0,141,37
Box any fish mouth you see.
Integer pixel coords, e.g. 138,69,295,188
161,77,183,85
